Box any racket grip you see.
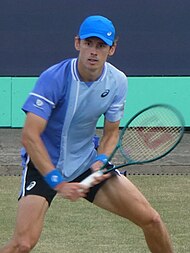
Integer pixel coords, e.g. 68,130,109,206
80,170,103,187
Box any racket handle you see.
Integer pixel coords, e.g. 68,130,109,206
80,170,103,187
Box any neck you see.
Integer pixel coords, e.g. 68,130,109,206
77,60,104,82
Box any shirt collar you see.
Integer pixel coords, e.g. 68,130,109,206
71,58,107,82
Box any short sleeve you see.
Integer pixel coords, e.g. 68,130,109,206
22,64,64,120
105,74,128,122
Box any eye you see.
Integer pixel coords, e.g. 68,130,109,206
84,40,92,46
98,43,106,48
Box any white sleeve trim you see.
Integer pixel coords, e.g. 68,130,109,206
29,92,55,106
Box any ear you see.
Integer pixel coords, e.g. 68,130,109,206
108,44,116,56
74,36,80,51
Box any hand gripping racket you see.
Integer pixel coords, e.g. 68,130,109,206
80,104,185,187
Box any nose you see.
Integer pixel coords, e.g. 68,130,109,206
90,46,98,55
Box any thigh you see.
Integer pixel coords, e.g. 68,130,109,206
93,175,156,227
13,195,49,247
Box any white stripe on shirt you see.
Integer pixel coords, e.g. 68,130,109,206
29,92,55,106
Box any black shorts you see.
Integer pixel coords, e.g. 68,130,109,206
18,160,118,206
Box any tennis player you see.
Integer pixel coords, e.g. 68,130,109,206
0,15,173,253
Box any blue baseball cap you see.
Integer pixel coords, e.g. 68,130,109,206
79,15,115,46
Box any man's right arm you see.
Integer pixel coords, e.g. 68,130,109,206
22,112,55,175
21,112,88,200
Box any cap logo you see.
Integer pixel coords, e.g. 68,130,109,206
107,32,112,36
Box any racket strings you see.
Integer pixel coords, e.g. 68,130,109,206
120,107,183,162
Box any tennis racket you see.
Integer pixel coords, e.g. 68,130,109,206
80,104,185,187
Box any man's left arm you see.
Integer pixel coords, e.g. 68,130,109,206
91,120,120,172
98,119,120,156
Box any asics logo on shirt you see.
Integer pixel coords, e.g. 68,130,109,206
101,89,110,97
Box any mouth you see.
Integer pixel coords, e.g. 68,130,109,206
88,58,98,64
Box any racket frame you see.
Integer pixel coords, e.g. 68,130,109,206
80,104,185,186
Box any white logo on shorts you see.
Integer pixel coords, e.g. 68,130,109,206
26,181,37,191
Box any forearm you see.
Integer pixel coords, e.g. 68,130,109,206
97,132,119,156
95,120,120,165
22,133,55,176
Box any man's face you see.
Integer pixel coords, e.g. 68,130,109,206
75,37,116,74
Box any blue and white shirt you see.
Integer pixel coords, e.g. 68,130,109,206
22,58,128,181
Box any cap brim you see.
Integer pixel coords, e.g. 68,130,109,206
79,33,113,46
